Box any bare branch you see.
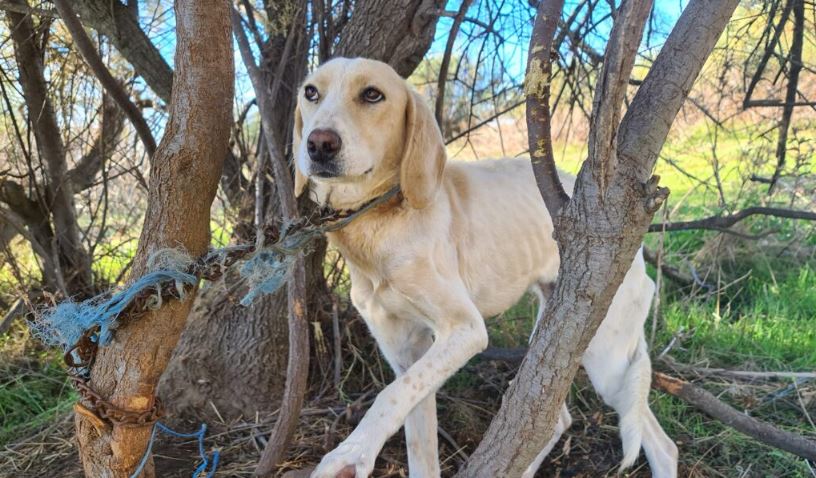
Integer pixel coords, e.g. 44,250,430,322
587,0,652,192
231,7,310,476
434,0,473,130
648,206,816,233
768,0,805,193
525,0,569,216
53,0,156,156
72,0,173,102
68,95,126,191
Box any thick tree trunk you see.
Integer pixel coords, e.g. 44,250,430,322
73,1,233,476
457,1,739,475
7,0,93,296
160,1,312,420
160,0,444,422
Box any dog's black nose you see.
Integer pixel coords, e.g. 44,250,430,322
307,129,341,163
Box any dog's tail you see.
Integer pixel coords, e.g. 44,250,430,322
618,335,652,470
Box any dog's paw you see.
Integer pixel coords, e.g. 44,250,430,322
310,440,376,478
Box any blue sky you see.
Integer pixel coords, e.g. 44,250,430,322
137,0,691,120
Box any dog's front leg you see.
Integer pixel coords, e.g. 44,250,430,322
375,320,440,477
312,281,488,478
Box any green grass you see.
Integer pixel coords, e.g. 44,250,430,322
0,326,74,445
656,264,816,370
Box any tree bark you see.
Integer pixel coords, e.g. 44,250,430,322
457,0,739,476
74,1,233,476
159,0,313,421
6,0,93,296
335,0,445,77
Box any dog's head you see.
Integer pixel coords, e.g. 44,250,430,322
293,57,446,209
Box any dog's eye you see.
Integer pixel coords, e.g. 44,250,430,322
304,84,319,102
361,87,384,103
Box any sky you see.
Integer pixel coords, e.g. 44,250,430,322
134,0,693,124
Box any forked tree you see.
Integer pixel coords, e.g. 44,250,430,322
458,0,740,475
72,0,234,476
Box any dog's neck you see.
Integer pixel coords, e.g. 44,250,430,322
308,174,399,211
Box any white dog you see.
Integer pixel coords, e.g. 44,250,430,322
293,57,678,478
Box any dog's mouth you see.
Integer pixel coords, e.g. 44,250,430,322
310,163,341,178
310,165,373,180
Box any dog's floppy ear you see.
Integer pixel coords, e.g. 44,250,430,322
400,88,446,209
292,102,308,198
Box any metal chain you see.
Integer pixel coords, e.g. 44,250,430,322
70,375,164,426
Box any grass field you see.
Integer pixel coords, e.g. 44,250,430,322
1,114,814,476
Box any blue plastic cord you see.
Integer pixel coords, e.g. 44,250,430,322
130,422,219,478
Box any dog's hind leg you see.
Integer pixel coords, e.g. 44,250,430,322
521,403,572,478
581,252,678,478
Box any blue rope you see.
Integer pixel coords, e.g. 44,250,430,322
32,268,197,358
130,422,219,478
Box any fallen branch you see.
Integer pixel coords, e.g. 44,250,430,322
664,359,816,381
648,207,816,233
652,372,816,461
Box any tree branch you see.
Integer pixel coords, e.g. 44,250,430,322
76,1,233,475
587,0,652,192
67,94,126,192
459,1,739,475
653,372,816,461
231,8,310,476
525,0,569,216
648,206,816,233
72,0,173,103
53,0,156,156
434,0,473,131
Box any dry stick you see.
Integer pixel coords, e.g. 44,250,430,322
648,206,816,233
52,0,157,157
231,8,310,478
434,0,474,130
768,0,804,194
652,372,816,462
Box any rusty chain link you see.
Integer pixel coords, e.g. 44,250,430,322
70,375,164,426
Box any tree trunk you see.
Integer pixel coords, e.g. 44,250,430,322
159,1,313,420
7,0,93,296
160,0,444,421
73,1,233,476
457,0,739,475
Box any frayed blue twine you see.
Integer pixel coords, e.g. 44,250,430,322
32,268,197,359
130,422,219,478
